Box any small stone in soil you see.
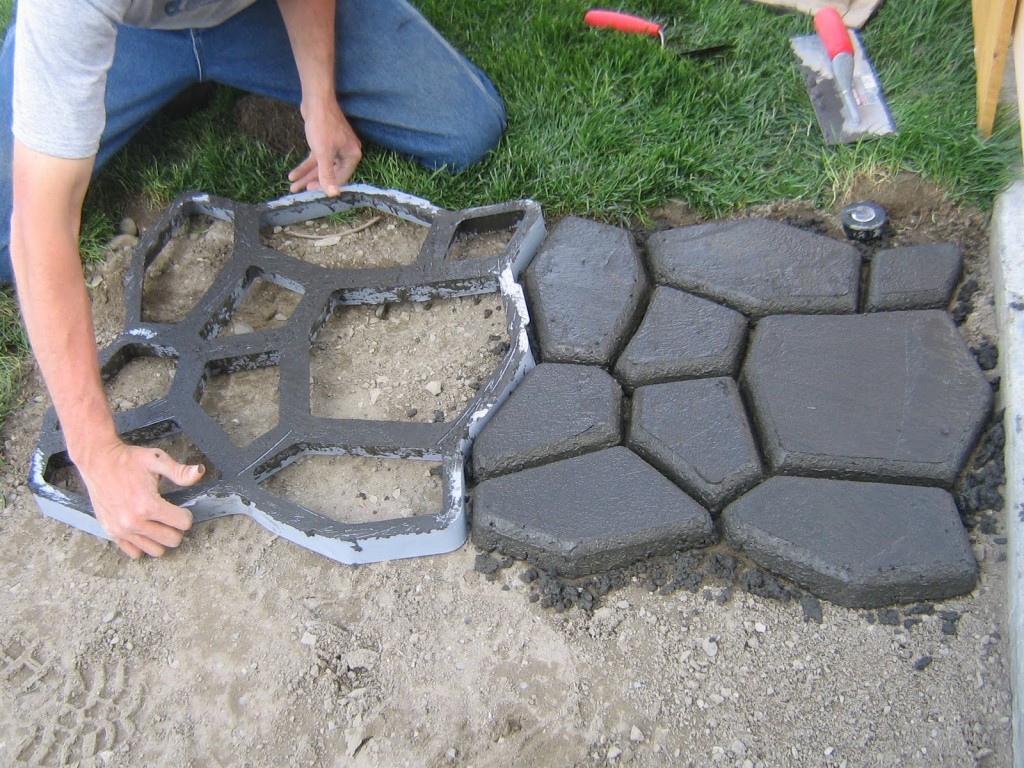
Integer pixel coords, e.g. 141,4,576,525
972,341,998,370
904,603,935,616
741,569,792,603
800,595,823,624
876,609,901,626
474,554,501,575
951,278,979,324
914,655,933,671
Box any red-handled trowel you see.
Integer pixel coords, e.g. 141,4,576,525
790,7,896,144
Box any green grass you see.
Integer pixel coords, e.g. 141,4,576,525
1,0,1021,429
0,288,26,424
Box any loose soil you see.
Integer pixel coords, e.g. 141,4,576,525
0,158,1011,767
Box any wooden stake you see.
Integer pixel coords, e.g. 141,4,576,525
973,0,1020,139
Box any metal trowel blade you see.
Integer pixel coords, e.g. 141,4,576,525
790,30,896,145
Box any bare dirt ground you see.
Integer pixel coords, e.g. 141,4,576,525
0,165,1013,768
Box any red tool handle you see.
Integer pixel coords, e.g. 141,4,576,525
813,7,854,60
584,9,663,39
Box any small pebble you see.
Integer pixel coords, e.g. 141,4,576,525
702,638,719,658
118,216,139,236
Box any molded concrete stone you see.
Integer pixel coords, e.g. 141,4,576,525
472,446,715,577
742,310,992,486
471,363,622,482
614,286,748,388
524,217,648,366
629,377,763,513
647,219,861,318
866,243,962,311
722,476,978,608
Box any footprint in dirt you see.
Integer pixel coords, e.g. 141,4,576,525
0,635,142,764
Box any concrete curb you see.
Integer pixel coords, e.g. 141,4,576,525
989,177,1024,768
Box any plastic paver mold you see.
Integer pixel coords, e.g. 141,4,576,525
29,186,545,564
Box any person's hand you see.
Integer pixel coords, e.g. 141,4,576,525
77,439,204,559
288,100,362,197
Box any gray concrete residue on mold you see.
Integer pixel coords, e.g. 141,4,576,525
29,188,546,566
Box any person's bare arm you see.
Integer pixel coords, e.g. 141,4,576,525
10,139,203,558
277,0,361,196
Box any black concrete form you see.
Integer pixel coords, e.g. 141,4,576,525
29,187,545,564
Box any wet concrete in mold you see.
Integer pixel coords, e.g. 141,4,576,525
472,217,992,608
27,190,995,610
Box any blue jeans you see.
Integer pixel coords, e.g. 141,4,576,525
0,0,507,284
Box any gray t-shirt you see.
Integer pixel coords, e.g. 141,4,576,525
13,0,257,159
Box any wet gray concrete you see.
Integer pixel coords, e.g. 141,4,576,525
473,446,715,578
646,218,861,317
865,243,962,312
472,215,991,607
721,476,978,608
615,286,747,388
742,310,992,486
628,377,762,513
523,217,648,366
471,363,622,482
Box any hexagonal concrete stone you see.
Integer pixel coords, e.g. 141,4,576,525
524,217,648,366
471,363,622,482
614,286,748,388
629,378,763,513
647,219,861,318
865,243,962,312
722,476,978,608
472,446,715,577
742,310,992,486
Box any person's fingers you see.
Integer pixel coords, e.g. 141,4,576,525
290,169,321,193
136,517,187,548
127,534,167,559
318,156,340,197
115,538,145,560
145,448,205,489
148,497,193,532
288,153,317,183
333,153,360,190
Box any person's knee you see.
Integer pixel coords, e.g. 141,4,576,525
423,98,507,172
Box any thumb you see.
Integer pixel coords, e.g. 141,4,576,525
317,153,340,197
148,450,206,488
